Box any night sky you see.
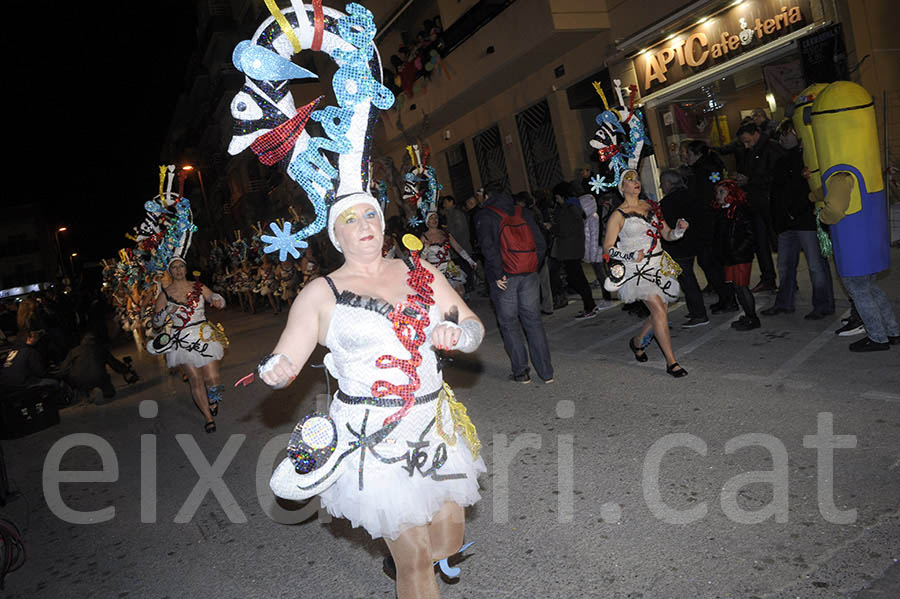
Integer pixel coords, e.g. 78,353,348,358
10,2,198,263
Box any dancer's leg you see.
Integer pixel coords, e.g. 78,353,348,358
644,295,678,366
427,502,466,562
385,525,440,599
183,364,213,424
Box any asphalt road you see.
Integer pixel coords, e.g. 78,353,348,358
3,253,898,598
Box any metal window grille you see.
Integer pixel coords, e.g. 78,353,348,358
472,125,510,193
516,99,563,192
445,143,474,201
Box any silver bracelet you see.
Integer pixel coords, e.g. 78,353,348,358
258,353,292,389
449,318,484,353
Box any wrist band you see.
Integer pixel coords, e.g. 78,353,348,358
450,318,484,353
211,293,226,308
668,227,685,241
258,353,292,389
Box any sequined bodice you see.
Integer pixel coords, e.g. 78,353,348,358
617,212,659,254
323,289,443,399
165,289,207,326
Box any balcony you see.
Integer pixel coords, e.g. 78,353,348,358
377,0,609,146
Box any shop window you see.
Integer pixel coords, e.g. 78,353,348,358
472,125,510,193
651,58,803,170
445,142,474,202
516,99,563,193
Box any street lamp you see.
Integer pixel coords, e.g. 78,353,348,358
182,164,219,237
54,226,69,280
69,252,78,276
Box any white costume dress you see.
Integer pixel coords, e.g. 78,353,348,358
423,240,467,288
607,208,681,304
147,286,225,368
311,273,485,540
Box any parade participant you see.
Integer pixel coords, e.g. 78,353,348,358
803,81,899,351
256,255,281,313
235,260,255,314
135,165,229,431
712,180,759,331
149,257,226,432
299,255,320,288
420,210,475,296
260,194,485,599
603,169,689,377
228,4,483,594
276,256,299,303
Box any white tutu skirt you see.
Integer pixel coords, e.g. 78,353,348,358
318,394,485,541
609,251,681,304
146,321,225,369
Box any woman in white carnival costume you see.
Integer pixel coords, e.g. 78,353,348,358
603,169,690,377
149,257,227,431
420,210,476,296
259,193,486,599
227,2,484,596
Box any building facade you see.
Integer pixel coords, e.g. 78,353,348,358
164,0,897,238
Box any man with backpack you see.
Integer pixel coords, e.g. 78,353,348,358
475,186,554,384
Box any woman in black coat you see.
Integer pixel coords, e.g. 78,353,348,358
686,141,732,310
551,182,597,319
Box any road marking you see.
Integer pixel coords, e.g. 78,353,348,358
722,316,844,388
861,391,900,403
723,372,814,389
580,302,686,352
768,316,844,379
677,315,740,356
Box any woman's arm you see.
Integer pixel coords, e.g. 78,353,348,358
447,234,476,266
602,210,624,253
200,283,226,309
151,291,170,327
420,260,483,352
259,278,329,387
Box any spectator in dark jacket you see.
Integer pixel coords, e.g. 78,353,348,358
761,121,835,320
551,182,597,319
713,180,759,330
475,188,553,383
685,140,733,311
734,122,783,292
660,169,707,327
59,332,135,399
0,330,50,389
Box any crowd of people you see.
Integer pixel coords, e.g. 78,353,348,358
0,289,140,406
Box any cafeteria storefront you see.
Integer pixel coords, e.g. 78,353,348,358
609,0,846,178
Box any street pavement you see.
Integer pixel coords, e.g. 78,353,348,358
3,251,899,599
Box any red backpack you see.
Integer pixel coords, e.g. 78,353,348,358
488,205,538,274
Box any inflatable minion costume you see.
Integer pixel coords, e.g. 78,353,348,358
797,81,899,350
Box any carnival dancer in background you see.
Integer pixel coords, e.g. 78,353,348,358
276,255,299,303
421,210,476,296
256,255,281,313
260,195,485,599
603,169,690,377
149,257,227,432
235,260,255,313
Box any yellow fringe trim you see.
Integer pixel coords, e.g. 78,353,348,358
435,382,481,460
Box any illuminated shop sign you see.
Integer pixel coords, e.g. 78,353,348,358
633,0,809,93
